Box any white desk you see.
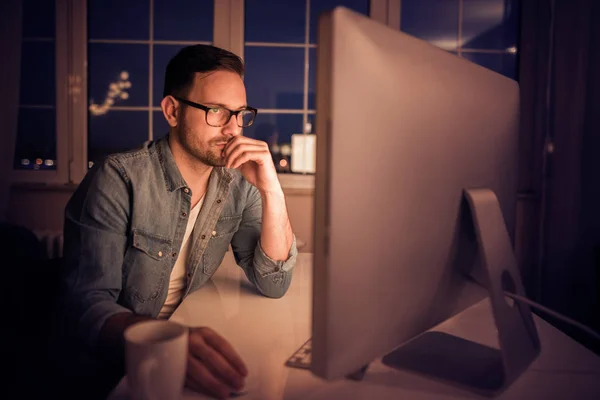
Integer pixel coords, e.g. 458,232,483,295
110,253,600,399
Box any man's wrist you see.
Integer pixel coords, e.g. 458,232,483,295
259,184,285,199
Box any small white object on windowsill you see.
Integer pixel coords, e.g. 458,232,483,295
291,122,316,174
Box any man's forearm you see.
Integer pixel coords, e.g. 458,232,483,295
259,189,294,261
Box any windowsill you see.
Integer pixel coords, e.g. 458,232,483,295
278,173,315,193
10,181,79,192
10,174,315,193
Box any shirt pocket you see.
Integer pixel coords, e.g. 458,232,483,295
123,229,173,303
203,215,242,276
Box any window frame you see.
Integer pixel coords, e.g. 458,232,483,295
12,0,70,184
224,0,394,186
228,0,396,138
11,0,397,187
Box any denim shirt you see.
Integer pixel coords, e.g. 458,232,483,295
62,136,297,351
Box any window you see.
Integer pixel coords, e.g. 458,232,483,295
401,0,520,80
10,0,520,185
242,0,370,174
87,0,214,167
12,0,65,182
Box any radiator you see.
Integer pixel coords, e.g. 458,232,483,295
34,230,64,259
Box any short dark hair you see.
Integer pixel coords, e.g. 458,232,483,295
162,44,245,98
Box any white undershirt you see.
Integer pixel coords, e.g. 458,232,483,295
158,197,204,319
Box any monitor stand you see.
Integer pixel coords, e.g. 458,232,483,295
375,188,541,396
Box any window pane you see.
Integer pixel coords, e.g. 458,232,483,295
244,113,303,173
462,0,519,50
19,41,55,106
14,0,57,171
244,113,303,145
401,0,459,50
462,52,518,80
308,47,316,110
14,108,56,170
309,0,369,43
153,44,186,106
88,43,149,108
88,111,149,163
245,0,306,43
154,0,213,42
22,0,55,38
153,110,170,141
244,47,304,109
88,0,150,40
307,114,317,133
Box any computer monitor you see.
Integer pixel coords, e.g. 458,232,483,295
310,7,539,394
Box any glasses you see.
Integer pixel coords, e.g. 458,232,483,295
173,96,258,128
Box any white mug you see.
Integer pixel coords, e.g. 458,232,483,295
125,320,189,400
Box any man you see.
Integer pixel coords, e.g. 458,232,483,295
60,44,297,399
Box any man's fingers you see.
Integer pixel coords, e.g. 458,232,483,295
224,135,264,152
202,328,249,377
224,142,266,165
227,150,267,170
186,354,231,400
190,336,245,390
222,135,243,155
223,135,266,154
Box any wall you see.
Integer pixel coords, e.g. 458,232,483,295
7,185,72,232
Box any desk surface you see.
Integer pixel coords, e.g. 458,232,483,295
110,253,600,399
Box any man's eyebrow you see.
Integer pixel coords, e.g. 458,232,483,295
205,102,248,110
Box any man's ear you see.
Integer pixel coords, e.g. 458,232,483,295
161,96,179,127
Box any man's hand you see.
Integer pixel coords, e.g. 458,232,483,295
223,136,281,195
223,136,293,262
186,326,248,399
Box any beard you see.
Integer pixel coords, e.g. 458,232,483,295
176,117,226,167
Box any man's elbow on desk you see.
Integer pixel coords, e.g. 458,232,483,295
250,238,298,298
251,268,294,299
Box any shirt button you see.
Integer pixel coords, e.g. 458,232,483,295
201,234,206,239
181,212,187,217
274,266,281,272
216,199,222,204
158,251,163,257
172,252,177,258
212,230,217,236
183,188,190,194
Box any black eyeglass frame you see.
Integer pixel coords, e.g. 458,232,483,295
173,96,258,128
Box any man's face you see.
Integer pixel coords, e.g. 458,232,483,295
174,70,247,167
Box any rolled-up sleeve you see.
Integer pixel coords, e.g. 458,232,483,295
61,158,132,351
253,235,297,276
230,185,297,298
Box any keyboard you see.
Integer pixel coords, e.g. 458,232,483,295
285,338,312,369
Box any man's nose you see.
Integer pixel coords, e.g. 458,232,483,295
222,114,242,137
